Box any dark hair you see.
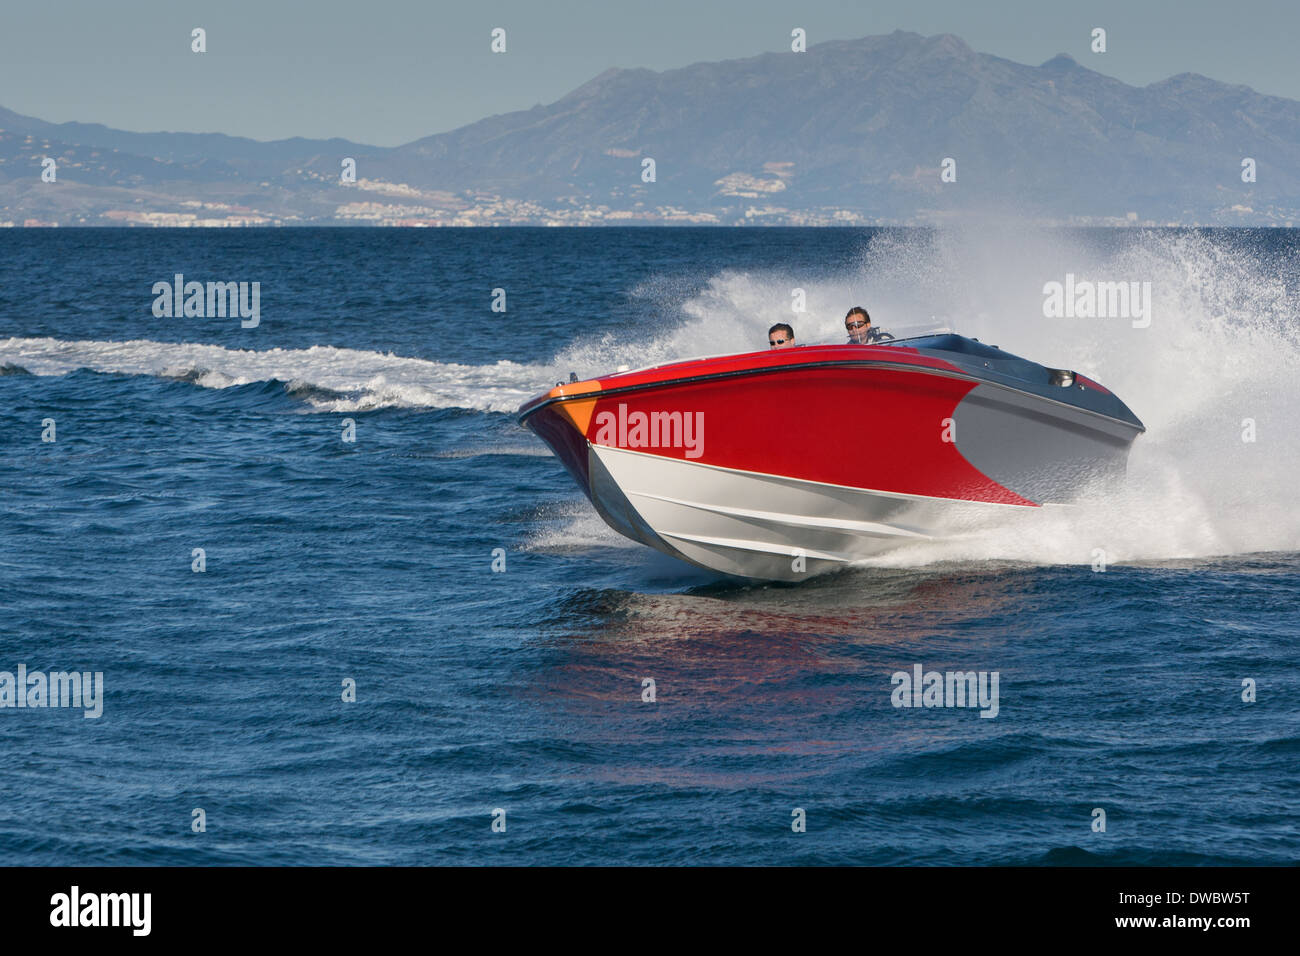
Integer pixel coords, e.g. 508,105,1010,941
768,323,794,339
844,307,871,324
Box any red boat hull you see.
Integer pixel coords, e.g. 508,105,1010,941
520,338,1143,579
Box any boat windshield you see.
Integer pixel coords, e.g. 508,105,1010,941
843,321,953,345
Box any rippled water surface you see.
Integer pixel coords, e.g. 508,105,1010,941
1,227,1297,864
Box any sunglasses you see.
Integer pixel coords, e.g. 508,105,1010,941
846,320,868,330
769,337,788,345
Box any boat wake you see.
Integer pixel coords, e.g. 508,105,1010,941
0,336,542,413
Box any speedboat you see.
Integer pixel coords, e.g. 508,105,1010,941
518,333,1144,580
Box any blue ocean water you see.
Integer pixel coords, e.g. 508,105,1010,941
1,226,1297,865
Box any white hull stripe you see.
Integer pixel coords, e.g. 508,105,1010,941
627,490,934,539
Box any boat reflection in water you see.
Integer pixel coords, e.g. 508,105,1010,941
522,564,1036,787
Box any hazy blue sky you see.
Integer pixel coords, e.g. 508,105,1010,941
4,0,1298,146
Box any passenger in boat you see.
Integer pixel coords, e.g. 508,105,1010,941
768,323,795,348
845,307,894,344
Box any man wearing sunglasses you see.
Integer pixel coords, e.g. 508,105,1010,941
768,323,795,348
845,307,893,344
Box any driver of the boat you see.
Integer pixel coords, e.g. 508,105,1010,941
768,323,795,348
845,307,893,344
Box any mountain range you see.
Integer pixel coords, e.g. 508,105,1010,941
2,31,1297,226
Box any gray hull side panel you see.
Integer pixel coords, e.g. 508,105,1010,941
953,384,1139,504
